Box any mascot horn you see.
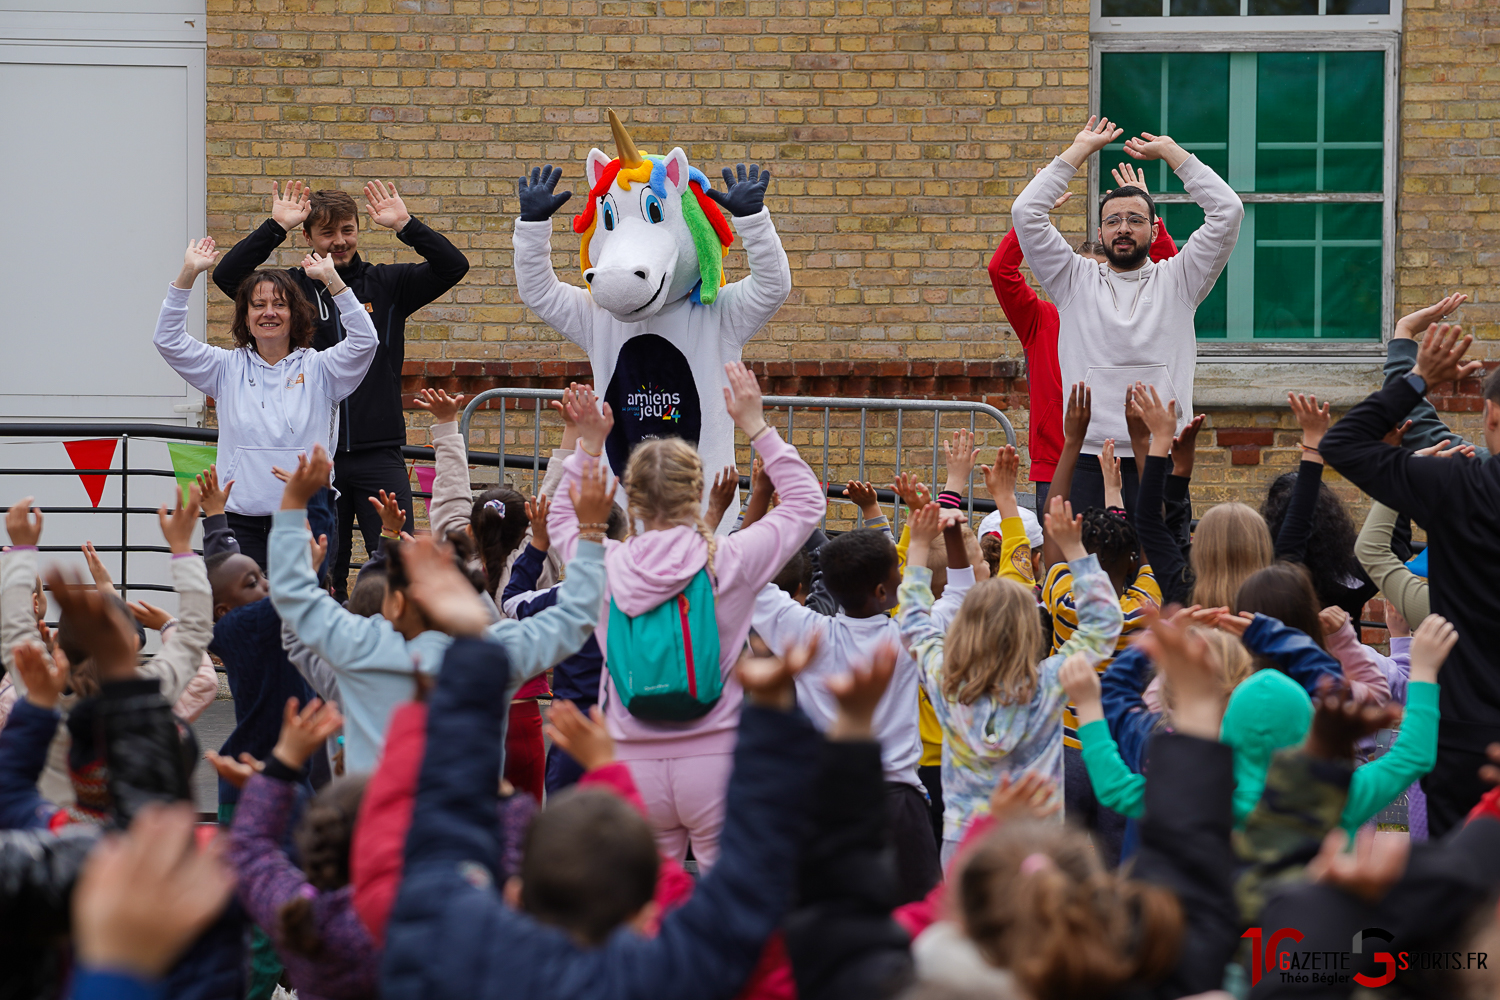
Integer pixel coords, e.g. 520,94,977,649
512,109,792,529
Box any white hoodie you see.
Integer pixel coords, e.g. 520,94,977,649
1011,154,1244,457
153,283,378,515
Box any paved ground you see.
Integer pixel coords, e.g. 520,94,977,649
190,697,237,814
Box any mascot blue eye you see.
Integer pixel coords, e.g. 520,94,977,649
644,193,664,224
602,202,615,231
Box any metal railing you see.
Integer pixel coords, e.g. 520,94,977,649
459,389,1018,530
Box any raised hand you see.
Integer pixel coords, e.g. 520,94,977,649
980,445,1021,518
72,803,236,980
1393,292,1467,341
570,454,618,532
1413,322,1483,386
194,465,233,518
277,445,333,510
826,642,897,741
1214,610,1255,637
1044,495,1085,562
1318,605,1350,637
545,700,615,772
1304,678,1403,762
525,494,551,552
1063,116,1124,166
841,481,880,523
1110,162,1150,192
412,388,466,425
175,238,219,289
13,641,69,710
309,531,328,571
707,163,771,219
1288,392,1333,454
707,466,740,528
203,751,264,791
1137,612,1226,740
401,536,492,638
942,428,979,493
1307,826,1410,905
158,485,202,556
128,600,173,632
1123,132,1188,169
738,634,817,712
1414,438,1475,459
1063,382,1092,446
299,252,341,288
271,180,312,232
45,567,137,682
722,361,768,438
1058,652,1103,725
1171,413,1206,477
907,501,944,551
363,179,411,232
5,497,42,547
988,771,1062,824
271,697,344,771
369,489,406,536
563,383,613,457
1408,613,1457,685
82,541,116,594
890,472,931,513
517,165,572,222
1132,382,1178,456
1101,438,1123,509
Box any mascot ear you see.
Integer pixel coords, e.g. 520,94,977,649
586,148,612,192
662,147,691,196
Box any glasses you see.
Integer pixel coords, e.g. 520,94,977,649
1102,214,1151,230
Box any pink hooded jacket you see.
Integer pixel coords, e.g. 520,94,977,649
549,427,824,760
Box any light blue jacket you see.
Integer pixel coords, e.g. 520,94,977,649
269,509,606,772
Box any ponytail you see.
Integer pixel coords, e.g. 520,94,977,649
277,775,368,959
469,487,530,596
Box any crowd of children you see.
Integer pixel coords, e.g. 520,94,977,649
3,158,1500,1000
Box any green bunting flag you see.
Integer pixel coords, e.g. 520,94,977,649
166,442,218,496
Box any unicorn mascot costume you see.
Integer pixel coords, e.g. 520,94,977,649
512,110,792,527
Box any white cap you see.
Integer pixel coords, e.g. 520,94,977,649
977,506,1043,549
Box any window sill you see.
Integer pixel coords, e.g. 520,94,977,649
1193,354,1386,408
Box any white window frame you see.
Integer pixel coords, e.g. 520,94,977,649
1088,32,1400,357
1093,0,1402,33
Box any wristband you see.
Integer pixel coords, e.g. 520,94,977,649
576,522,611,532
579,531,606,544
171,551,197,559
748,423,773,442
264,755,304,783
381,529,401,540
578,443,603,458
1299,442,1321,454
159,618,179,633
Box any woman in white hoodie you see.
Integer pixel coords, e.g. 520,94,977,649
154,238,377,574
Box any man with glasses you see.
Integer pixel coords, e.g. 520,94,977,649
1010,116,1244,511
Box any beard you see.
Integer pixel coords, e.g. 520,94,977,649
1103,236,1150,269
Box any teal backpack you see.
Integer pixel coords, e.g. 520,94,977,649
606,567,722,721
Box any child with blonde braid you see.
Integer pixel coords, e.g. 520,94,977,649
547,365,823,870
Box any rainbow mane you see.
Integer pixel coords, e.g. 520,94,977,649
572,155,734,305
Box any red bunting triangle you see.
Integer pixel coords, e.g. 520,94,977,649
64,439,118,508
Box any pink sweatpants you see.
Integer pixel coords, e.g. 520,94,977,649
626,752,735,873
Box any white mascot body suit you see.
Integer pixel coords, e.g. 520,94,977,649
512,111,792,527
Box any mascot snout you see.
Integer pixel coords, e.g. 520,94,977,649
585,221,681,321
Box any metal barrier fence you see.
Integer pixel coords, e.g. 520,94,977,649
459,389,1018,531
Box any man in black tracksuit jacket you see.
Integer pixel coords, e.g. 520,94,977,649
213,183,470,598
1321,325,1500,837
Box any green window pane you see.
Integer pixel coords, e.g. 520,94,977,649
1323,203,1381,240
1157,203,1227,338
1255,246,1317,338
1102,0,1163,14
1098,53,1228,197
1257,54,1319,143
1321,149,1382,192
1320,243,1383,339
1257,149,1317,193
1324,52,1384,142
1171,0,1238,14
1326,0,1388,12
1167,54,1230,143
1257,202,1316,240
1248,0,1317,15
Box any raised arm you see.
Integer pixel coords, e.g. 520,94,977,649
1062,654,1145,819
1273,393,1333,564
707,165,794,346
0,504,43,689
1237,612,1343,695
1132,384,1191,604
210,180,306,300
133,491,214,705
1124,133,1243,305
511,165,595,346
986,228,1045,345
155,240,228,398
301,252,377,401
363,181,471,314
1011,117,1121,300
413,389,473,540
1355,501,1430,625
1042,382,1090,570
1051,499,1124,661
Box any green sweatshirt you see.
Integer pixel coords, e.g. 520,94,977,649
1077,675,1439,833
